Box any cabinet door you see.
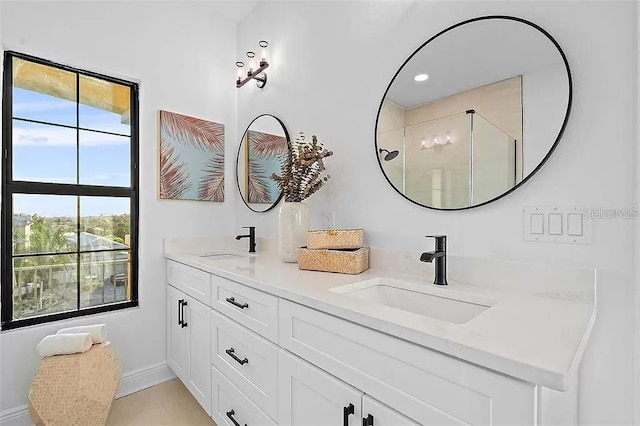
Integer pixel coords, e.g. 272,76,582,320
167,285,187,381
279,350,363,426
184,295,211,416
362,395,419,426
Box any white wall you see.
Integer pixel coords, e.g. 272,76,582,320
522,64,569,175
0,0,240,415
236,1,637,424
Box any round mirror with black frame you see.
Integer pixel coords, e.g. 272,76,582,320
236,114,290,212
375,16,572,210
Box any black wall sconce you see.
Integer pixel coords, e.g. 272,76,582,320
236,40,269,89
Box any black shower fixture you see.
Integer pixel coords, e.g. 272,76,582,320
378,148,399,161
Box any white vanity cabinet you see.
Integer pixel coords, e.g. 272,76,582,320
166,258,577,426
279,349,420,426
278,350,364,426
278,299,535,425
166,268,212,415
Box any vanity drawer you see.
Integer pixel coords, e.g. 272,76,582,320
212,275,278,343
211,309,278,419
212,365,276,426
279,300,535,426
166,260,211,305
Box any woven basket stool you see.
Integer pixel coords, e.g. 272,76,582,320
28,342,120,426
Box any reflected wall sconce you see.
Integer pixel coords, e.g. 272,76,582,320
236,40,269,89
421,131,453,151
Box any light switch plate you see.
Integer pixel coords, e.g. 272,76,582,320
524,206,591,244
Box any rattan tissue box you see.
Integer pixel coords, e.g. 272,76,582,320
307,229,364,250
298,247,369,274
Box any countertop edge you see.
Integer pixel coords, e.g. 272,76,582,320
165,252,592,391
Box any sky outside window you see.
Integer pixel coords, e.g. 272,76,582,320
11,64,132,216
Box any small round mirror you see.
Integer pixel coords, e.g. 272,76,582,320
236,114,290,212
375,16,572,210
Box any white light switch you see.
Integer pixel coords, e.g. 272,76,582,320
524,207,591,244
567,213,583,236
530,214,544,234
548,213,563,235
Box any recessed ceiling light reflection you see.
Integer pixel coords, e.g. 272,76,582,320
414,74,429,82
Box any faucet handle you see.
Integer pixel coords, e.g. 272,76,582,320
425,235,446,239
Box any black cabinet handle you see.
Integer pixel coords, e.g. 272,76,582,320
363,414,374,426
343,403,355,426
181,300,188,328
226,409,246,426
225,347,249,365
226,296,248,309
178,299,184,326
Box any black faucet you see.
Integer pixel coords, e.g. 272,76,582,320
235,226,256,253
420,235,448,286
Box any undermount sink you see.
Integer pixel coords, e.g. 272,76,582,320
330,278,495,324
198,252,247,260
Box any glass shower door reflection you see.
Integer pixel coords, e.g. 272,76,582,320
471,114,518,206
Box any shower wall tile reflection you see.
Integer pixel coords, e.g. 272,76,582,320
378,77,522,209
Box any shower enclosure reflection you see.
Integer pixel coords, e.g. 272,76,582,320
378,107,521,209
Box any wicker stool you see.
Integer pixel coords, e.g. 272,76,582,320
28,342,120,426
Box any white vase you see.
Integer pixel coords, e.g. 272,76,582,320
277,201,310,263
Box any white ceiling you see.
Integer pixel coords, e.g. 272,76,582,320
386,18,566,109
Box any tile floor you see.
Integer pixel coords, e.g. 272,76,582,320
107,379,215,426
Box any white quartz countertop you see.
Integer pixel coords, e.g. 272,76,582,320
165,248,596,391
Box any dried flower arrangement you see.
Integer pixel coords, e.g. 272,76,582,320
271,132,334,202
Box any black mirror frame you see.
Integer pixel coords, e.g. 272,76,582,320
374,15,573,211
236,113,291,213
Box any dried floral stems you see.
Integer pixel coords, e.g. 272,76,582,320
271,132,333,202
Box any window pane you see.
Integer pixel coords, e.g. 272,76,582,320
12,57,77,127
12,254,77,320
79,75,130,135
12,120,77,184
80,251,129,308
79,197,130,250
13,194,78,255
79,130,130,187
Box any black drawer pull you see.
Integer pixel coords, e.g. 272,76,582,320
363,414,374,426
343,403,355,426
226,296,248,309
226,409,246,426
178,299,184,325
225,347,249,365
181,300,188,328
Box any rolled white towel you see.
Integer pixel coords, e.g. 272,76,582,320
36,333,92,357
56,324,107,344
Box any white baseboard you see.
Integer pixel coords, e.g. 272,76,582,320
0,362,176,426
115,361,176,399
0,405,31,426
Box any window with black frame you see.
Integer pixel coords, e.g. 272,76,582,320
1,52,139,330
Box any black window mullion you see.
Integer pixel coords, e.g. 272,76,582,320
7,181,134,197
129,83,139,303
75,71,80,312
11,117,130,139
1,52,14,326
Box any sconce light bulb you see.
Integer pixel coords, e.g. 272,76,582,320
433,135,438,146
246,51,256,74
421,139,426,147
259,40,269,64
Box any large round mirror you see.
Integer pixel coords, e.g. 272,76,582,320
237,114,290,212
375,16,572,210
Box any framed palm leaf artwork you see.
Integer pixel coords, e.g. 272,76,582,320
245,130,288,204
158,110,225,202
